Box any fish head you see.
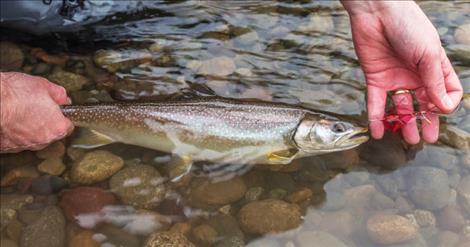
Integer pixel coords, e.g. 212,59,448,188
294,113,369,153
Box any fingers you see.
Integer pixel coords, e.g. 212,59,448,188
418,47,462,113
367,85,387,139
43,80,70,105
392,93,420,144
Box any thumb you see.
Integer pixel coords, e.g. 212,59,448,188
44,81,70,105
418,49,454,113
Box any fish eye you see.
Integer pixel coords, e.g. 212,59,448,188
332,122,347,133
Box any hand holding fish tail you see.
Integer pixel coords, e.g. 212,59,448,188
0,72,74,153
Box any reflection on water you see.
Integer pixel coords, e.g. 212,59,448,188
1,1,469,247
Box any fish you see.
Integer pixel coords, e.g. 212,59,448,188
61,97,368,178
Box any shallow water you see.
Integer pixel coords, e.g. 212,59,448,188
1,1,469,247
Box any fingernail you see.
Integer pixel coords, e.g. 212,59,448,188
66,97,72,105
443,95,453,109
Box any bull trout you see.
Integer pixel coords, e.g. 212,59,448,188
61,97,368,178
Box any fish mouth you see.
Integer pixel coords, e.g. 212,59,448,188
337,127,369,148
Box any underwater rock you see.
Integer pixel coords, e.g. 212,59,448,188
20,206,65,247
439,124,470,150
35,141,65,159
37,158,66,176
367,213,418,245
187,56,236,77
0,194,33,231
244,186,264,201
455,23,470,45
59,186,116,221
97,224,141,247
48,70,89,92
31,48,68,66
238,199,302,234
144,231,195,247
412,209,436,228
1,239,18,247
286,187,313,204
30,175,67,195
437,205,465,232
109,164,165,209
298,13,334,33
406,166,450,210
296,231,348,247
31,63,51,76
188,177,247,208
71,150,124,185
457,175,470,216
192,224,218,246
1,165,39,187
93,49,152,73
0,41,24,71
69,230,101,247
5,218,23,243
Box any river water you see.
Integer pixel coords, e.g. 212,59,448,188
1,1,469,247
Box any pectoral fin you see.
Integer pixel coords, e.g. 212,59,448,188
267,149,298,164
162,155,193,182
71,128,116,148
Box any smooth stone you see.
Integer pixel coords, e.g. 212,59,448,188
192,224,218,246
66,146,86,161
17,207,43,225
370,191,396,210
0,194,33,230
0,41,24,71
238,199,302,234
31,175,67,195
455,23,470,45
31,63,51,75
48,71,89,92
35,141,65,159
317,210,354,239
245,238,281,247
215,236,244,247
20,206,65,247
97,224,140,247
93,49,151,73
69,230,100,247
298,14,334,33
296,231,347,247
0,240,18,247
169,222,192,236
6,218,24,243
286,187,313,204
437,231,460,247
343,184,376,213
1,165,40,187
206,214,244,240
37,158,66,176
59,186,116,221
188,177,246,208
406,166,450,210
109,164,165,209
144,231,195,247
188,56,236,76
439,124,470,150
413,209,436,227
437,205,465,232
245,187,264,201
367,214,418,245
71,150,124,185
457,175,470,216
30,48,68,66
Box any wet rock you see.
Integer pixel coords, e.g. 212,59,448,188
188,177,246,208
322,191,345,211
457,175,470,216
0,194,33,230
6,218,23,243
31,63,51,75
169,222,192,236
455,23,470,45
144,231,195,247
109,164,165,209
286,187,313,204
0,41,24,71
37,158,66,176
396,196,414,214
238,199,302,234
317,210,354,239
268,188,287,200
59,186,116,221
0,240,18,247
69,230,100,247
192,224,218,246
235,68,252,77
437,231,460,247
1,165,40,187
367,214,418,245
20,206,65,247
48,71,89,92
343,184,376,213
296,231,347,247
413,209,436,227
343,171,370,186
71,150,124,185
370,191,396,210
215,236,244,247
437,205,465,232
35,141,65,159
439,124,470,150
17,207,43,225
245,186,264,201
206,214,244,241
298,14,334,33
31,48,68,66
66,146,86,161
97,224,140,247
187,56,236,77
31,175,67,195
407,166,450,210
93,49,152,73
246,238,281,247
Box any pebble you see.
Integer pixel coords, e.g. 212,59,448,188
457,175,470,216
298,14,334,33
31,175,67,195
48,70,89,92
296,231,348,247
437,231,460,247
59,186,116,221
413,209,436,227
215,236,244,247
169,222,192,236
245,186,264,201
192,224,218,246
0,240,18,247
35,141,65,159
97,224,141,247
71,150,124,185
37,158,66,176
317,211,354,239
188,177,246,208
367,214,418,245
67,146,86,161
93,49,152,72
109,164,166,209
1,194,33,230
144,231,195,247
455,23,470,45
20,206,65,247
439,124,470,150
31,48,68,66
406,166,450,210
286,187,313,204
437,205,465,232
6,218,23,243
238,199,302,234
206,214,244,240
1,165,40,187
69,230,101,247
31,62,51,75
187,56,236,77
0,41,24,71
235,68,253,77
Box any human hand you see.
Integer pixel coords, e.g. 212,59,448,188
0,72,74,153
341,1,463,144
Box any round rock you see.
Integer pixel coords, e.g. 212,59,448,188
144,231,195,247
109,165,166,209
367,214,418,245
48,71,89,92
20,206,65,247
59,186,116,221
71,150,124,184
296,231,347,247
406,166,450,210
0,41,24,71
238,199,302,234
188,177,246,208
455,23,470,45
